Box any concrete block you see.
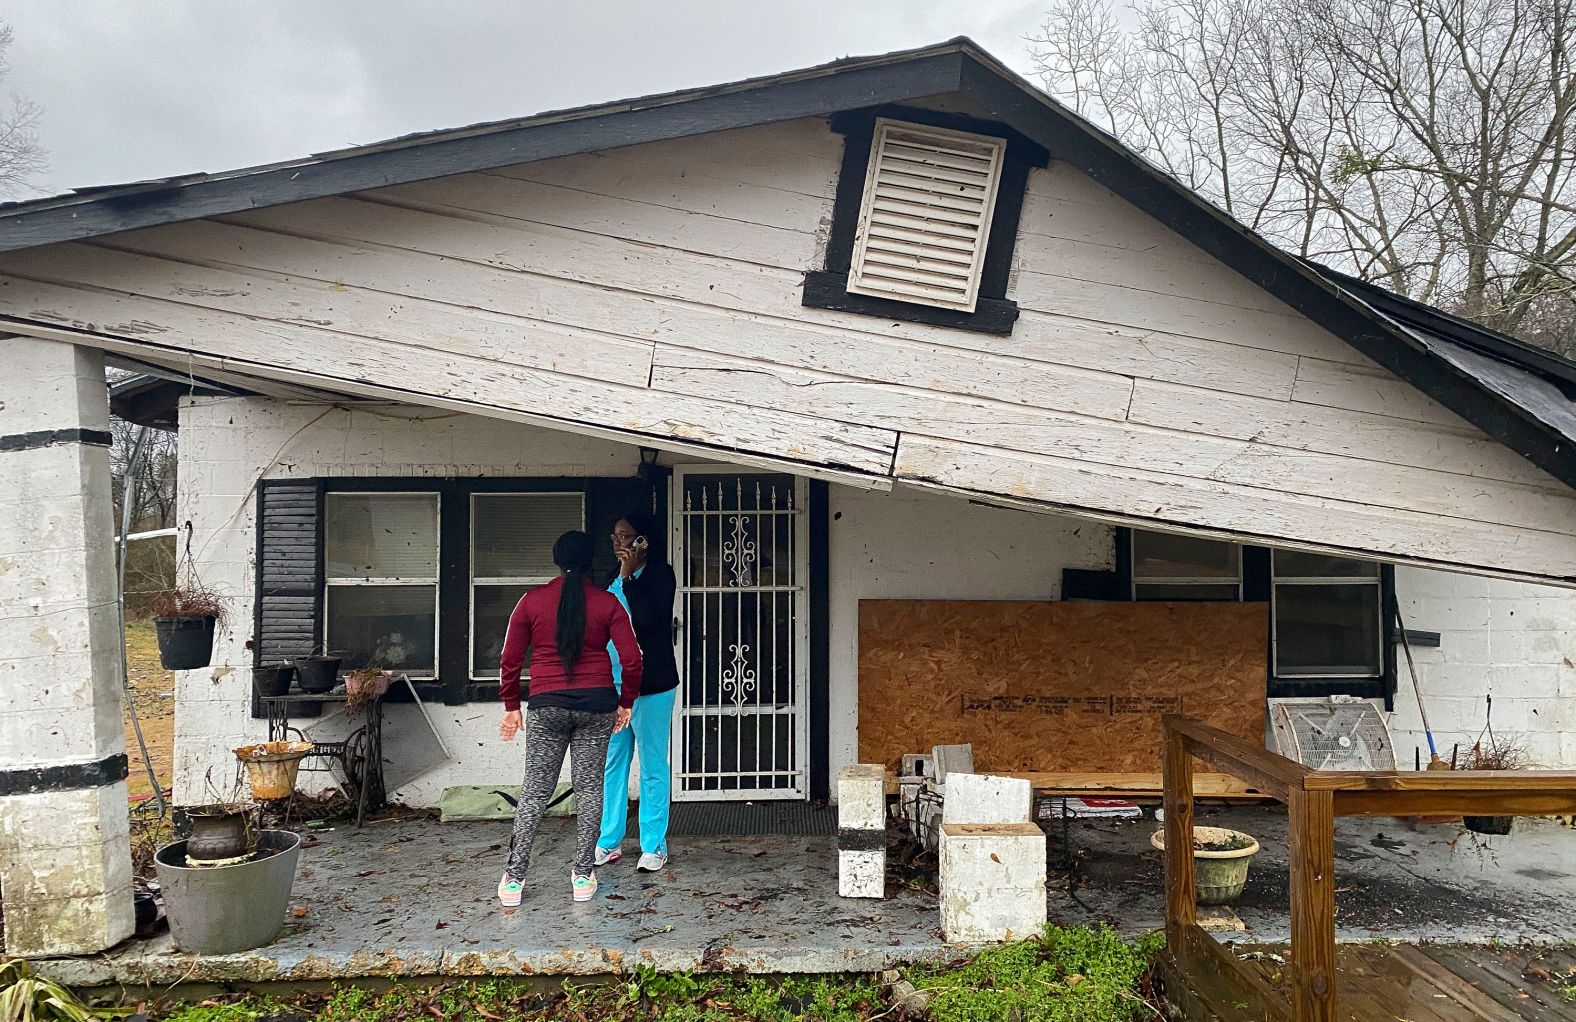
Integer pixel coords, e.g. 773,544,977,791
838,849,884,899
939,823,1047,943
941,772,1033,826
900,753,932,778
931,744,974,783
837,763,886,830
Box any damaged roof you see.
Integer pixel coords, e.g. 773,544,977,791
4,37,1574,491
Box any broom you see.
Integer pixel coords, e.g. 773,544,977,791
1398,607,1459,825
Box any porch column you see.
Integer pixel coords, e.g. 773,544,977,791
0,335,134,956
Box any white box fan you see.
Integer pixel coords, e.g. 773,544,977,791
1270,697,1396,771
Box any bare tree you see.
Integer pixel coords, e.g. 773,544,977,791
110,416,178,533
0,22,44,196
1028,0,1576,346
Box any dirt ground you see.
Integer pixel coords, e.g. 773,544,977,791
123,620,175,803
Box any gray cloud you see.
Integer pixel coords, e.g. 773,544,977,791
4,0,1043,198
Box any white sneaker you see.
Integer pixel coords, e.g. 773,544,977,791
636,851,668,873
572,871,598,902
594,846,622,867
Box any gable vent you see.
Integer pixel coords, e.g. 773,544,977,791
847,119,1007,313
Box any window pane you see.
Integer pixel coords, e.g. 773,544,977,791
326,585,437,673
1275,584,1381,676
1132,531,1239,579
473,493,584,579
1274,550,1380,579
325,494,437,579
1135,583,1241,602
472,583,535,679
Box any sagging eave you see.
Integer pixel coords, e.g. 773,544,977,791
18,316,1573,589
3,324,895,493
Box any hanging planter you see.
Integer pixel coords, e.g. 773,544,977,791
152,524,228,670
154,613,218,669
1460,704,1529,838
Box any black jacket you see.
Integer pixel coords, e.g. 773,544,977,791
615,560,680,697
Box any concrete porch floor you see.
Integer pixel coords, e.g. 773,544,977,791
35,806,1576,989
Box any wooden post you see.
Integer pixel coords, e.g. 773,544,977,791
1288,787,1337,1022
1162,723,1196,946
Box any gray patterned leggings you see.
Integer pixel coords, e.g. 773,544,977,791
505,705,617,882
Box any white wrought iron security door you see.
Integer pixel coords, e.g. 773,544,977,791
671,468,809,801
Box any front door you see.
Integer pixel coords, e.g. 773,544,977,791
670,468,809,800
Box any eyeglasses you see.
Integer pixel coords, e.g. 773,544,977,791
611,532,638,542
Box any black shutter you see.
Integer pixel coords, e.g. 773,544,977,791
252,479,324,717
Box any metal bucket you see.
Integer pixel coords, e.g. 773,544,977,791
234,742,313,800
154,829,302,954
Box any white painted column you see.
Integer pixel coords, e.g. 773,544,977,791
837,763,886,898
0,336,134,956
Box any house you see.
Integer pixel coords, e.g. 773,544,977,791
2,38,1574,960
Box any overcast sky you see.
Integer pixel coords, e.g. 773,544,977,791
3,1,1046,199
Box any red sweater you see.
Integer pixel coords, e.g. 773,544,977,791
498,576,643,712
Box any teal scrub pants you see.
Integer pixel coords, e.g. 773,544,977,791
597,685,676,855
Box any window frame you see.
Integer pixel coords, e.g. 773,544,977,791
1129,530,1244,602
803,104,1050,336
1269,550,1385,680
468,490,586,682
322,490,442,680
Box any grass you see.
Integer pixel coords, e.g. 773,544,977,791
143,927,1163,1022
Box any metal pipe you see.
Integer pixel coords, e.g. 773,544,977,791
117,425,168,816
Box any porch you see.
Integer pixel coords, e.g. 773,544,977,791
33,805,1576,992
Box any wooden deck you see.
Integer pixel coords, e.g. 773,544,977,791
1162,943,1576,1021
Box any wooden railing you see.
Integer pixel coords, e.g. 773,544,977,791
1161,714,1576,1022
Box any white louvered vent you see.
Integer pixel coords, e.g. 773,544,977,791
847,119,1007,313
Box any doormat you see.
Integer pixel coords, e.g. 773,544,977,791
668,802,837,837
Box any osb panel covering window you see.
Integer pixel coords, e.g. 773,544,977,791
857,600,1267,773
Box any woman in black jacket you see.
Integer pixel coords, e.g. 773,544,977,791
593,510,680,873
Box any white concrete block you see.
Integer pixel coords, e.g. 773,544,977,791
838,849,884,899
837,763,886,830
941,772,1033,826
939,822,1047,943
931,744,974,783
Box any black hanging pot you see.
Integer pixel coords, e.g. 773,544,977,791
256,662,295,698
294,654,342,694
154,616,217,670
1464,815,1514,835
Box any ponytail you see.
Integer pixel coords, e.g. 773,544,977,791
553,530,595,668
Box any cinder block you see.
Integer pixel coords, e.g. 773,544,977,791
939,823,1047,943
931,744,974,784
838,849,884,899
837,763,886,830
942,772,1033,826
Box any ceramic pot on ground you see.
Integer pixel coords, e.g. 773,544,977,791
154,615,216,670
1150,826,1261,905
154,830,302,954
184,804,256,865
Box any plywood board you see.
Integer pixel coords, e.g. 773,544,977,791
858,600,1267,773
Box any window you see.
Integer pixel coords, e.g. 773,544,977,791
323,492,439,675
1131,531,1242,601
1271,550,1382,678
470,492,585,680
847,119,1006,313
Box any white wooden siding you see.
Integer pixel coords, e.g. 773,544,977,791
1,117,1573,583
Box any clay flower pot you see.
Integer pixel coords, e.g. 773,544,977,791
1151,826,1261,905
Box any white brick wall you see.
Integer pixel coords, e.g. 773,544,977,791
1389,567,1576,769
172,396,644,805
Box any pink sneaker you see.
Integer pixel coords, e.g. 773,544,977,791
497,872,523,907
572,871,598,902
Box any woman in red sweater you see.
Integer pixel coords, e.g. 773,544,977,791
496,531,642,906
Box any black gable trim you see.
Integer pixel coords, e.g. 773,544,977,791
0,50,966,253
